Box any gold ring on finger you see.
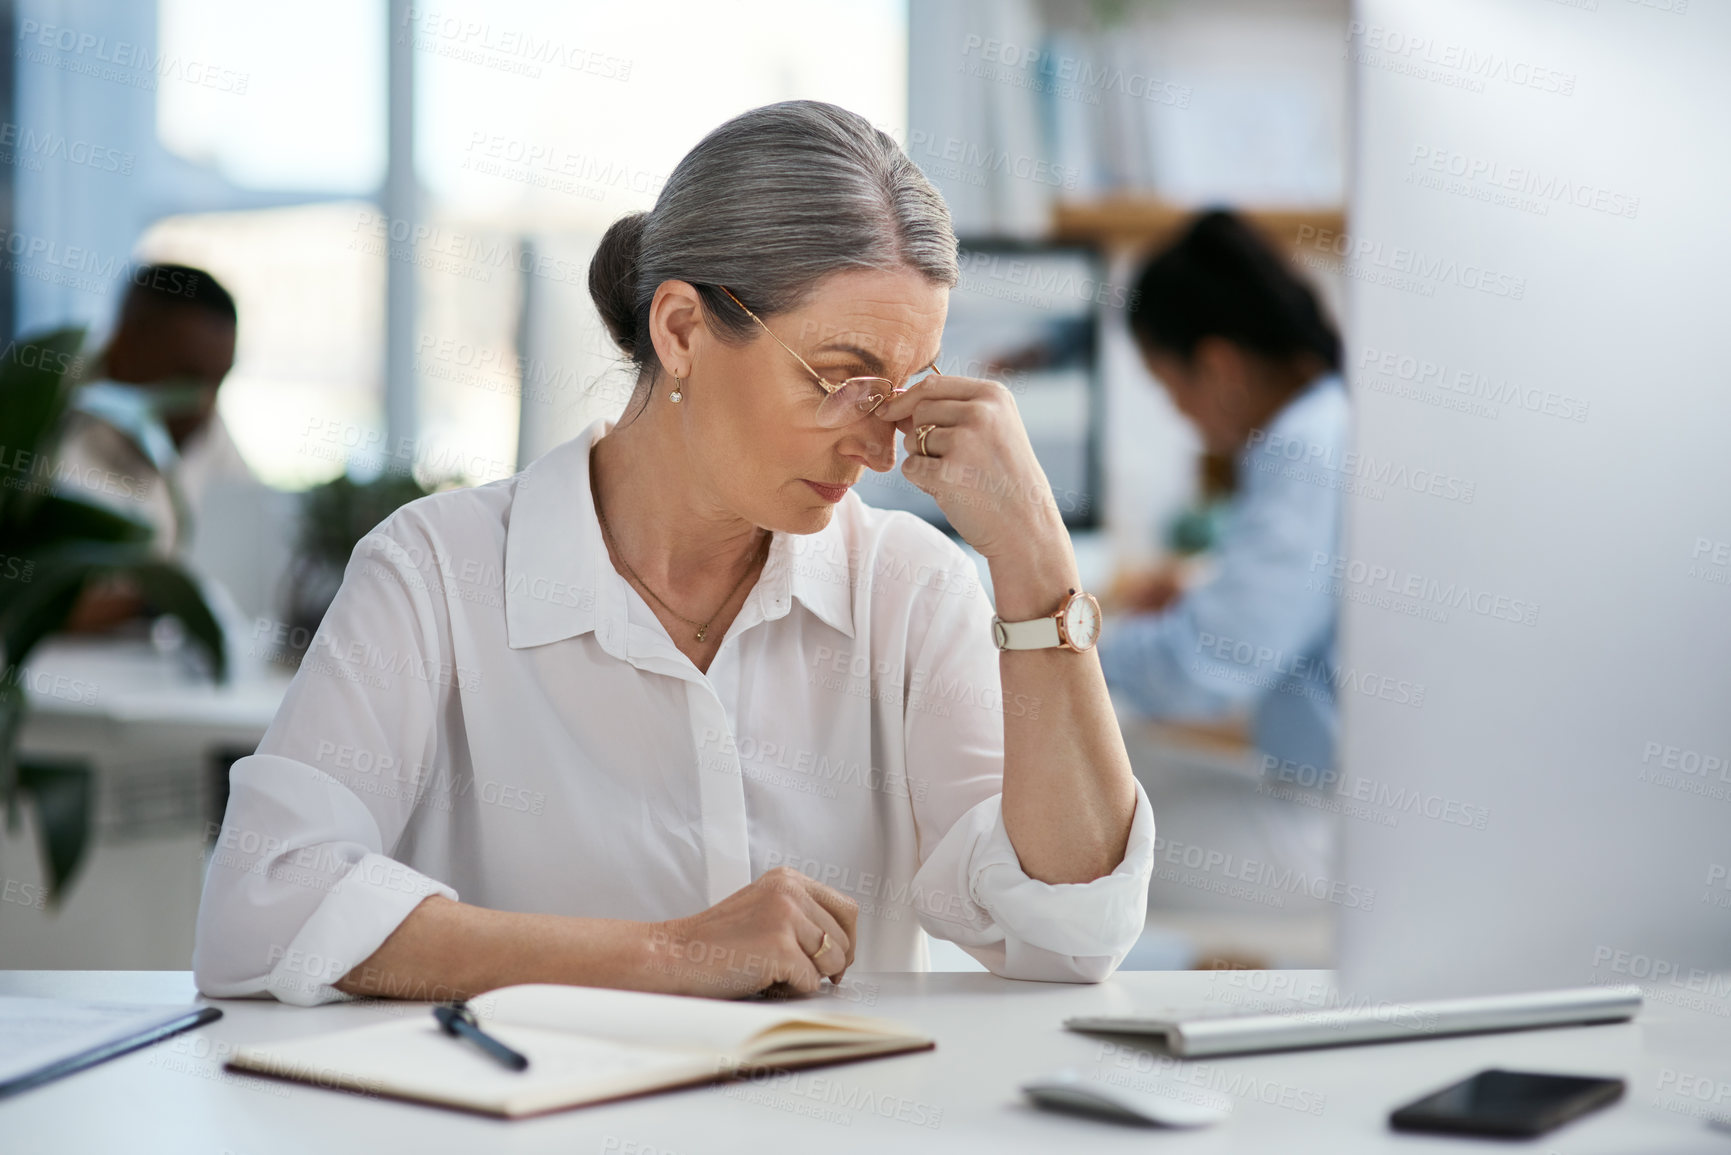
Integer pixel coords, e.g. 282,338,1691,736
916,423,937,456
811,931,832,961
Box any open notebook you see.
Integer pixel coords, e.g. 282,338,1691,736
226,983,933,1117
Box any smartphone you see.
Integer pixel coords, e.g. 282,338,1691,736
1389,1069,1625,1138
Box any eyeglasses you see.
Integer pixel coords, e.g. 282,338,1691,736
717,284,940,429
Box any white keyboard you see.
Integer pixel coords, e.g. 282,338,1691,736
1065,985,1642,1057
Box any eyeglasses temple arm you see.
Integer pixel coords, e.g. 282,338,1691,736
717,284,839,395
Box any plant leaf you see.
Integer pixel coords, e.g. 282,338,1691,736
0,545,130,685
0,543,229,687
7,493,153,549
126,562,228,683
15,758,94,902
0,681,23,817
0,327,92,531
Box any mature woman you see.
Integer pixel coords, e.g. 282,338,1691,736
193,101,1154,1006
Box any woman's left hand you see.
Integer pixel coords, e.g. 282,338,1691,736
871,375,1067,562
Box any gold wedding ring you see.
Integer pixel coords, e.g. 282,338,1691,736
812,932,833,961
915,423,937,456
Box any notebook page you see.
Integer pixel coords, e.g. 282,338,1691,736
229,1017,722,1116
475,984,912,1054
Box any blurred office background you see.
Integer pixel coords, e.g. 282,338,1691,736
6,0,1364,972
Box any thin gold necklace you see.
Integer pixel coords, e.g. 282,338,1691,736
591,460,768,643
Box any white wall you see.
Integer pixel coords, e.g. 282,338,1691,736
1338,0,1731,999
909,0,1353,566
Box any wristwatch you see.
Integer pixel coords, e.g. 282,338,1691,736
991,588,1102,652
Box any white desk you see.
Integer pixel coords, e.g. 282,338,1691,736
3,970,1727,1154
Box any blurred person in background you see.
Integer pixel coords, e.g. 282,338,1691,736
57,263,254,632
1098,210,1347,928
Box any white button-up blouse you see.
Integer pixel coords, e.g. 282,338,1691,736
193,419,1155,1005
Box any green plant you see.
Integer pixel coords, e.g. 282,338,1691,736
280,473,435,665
0,327,226,903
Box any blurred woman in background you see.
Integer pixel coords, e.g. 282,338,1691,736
1099,210,1347,929
1102,209,1346,776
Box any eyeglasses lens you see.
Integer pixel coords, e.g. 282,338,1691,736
814,377,897,428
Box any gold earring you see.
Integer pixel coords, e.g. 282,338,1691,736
669,370,684,403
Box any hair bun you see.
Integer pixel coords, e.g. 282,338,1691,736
589,212,648,358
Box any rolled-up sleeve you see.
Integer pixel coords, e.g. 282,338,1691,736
902,558,1154,982
193,511,460,1005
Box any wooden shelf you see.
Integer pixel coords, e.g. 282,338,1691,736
1051,197,1346,254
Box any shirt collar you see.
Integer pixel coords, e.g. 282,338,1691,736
1271,371,1345,429
504,418,856,652
503,419,615,651
1238,371,1346,468
759,492,856,640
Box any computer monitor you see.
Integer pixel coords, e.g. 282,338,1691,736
1333,0,1731,1004
850,241,1104,533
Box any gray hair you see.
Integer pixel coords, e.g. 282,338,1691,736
587,100,958,405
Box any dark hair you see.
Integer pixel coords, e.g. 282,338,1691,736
124,263,237,324
1127,210,1338,373
588,100,957,391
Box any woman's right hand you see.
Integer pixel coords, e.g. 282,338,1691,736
638,867,858,998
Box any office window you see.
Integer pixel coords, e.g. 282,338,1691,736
156,0,385,193
413,0,909,464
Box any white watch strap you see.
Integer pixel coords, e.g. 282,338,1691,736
993,615,1061,650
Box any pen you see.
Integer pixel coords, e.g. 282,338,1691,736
432,1002,530,1071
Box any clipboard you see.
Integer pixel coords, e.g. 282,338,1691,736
0,1000,224,1100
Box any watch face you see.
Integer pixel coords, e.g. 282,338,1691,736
1063,593,1101,650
